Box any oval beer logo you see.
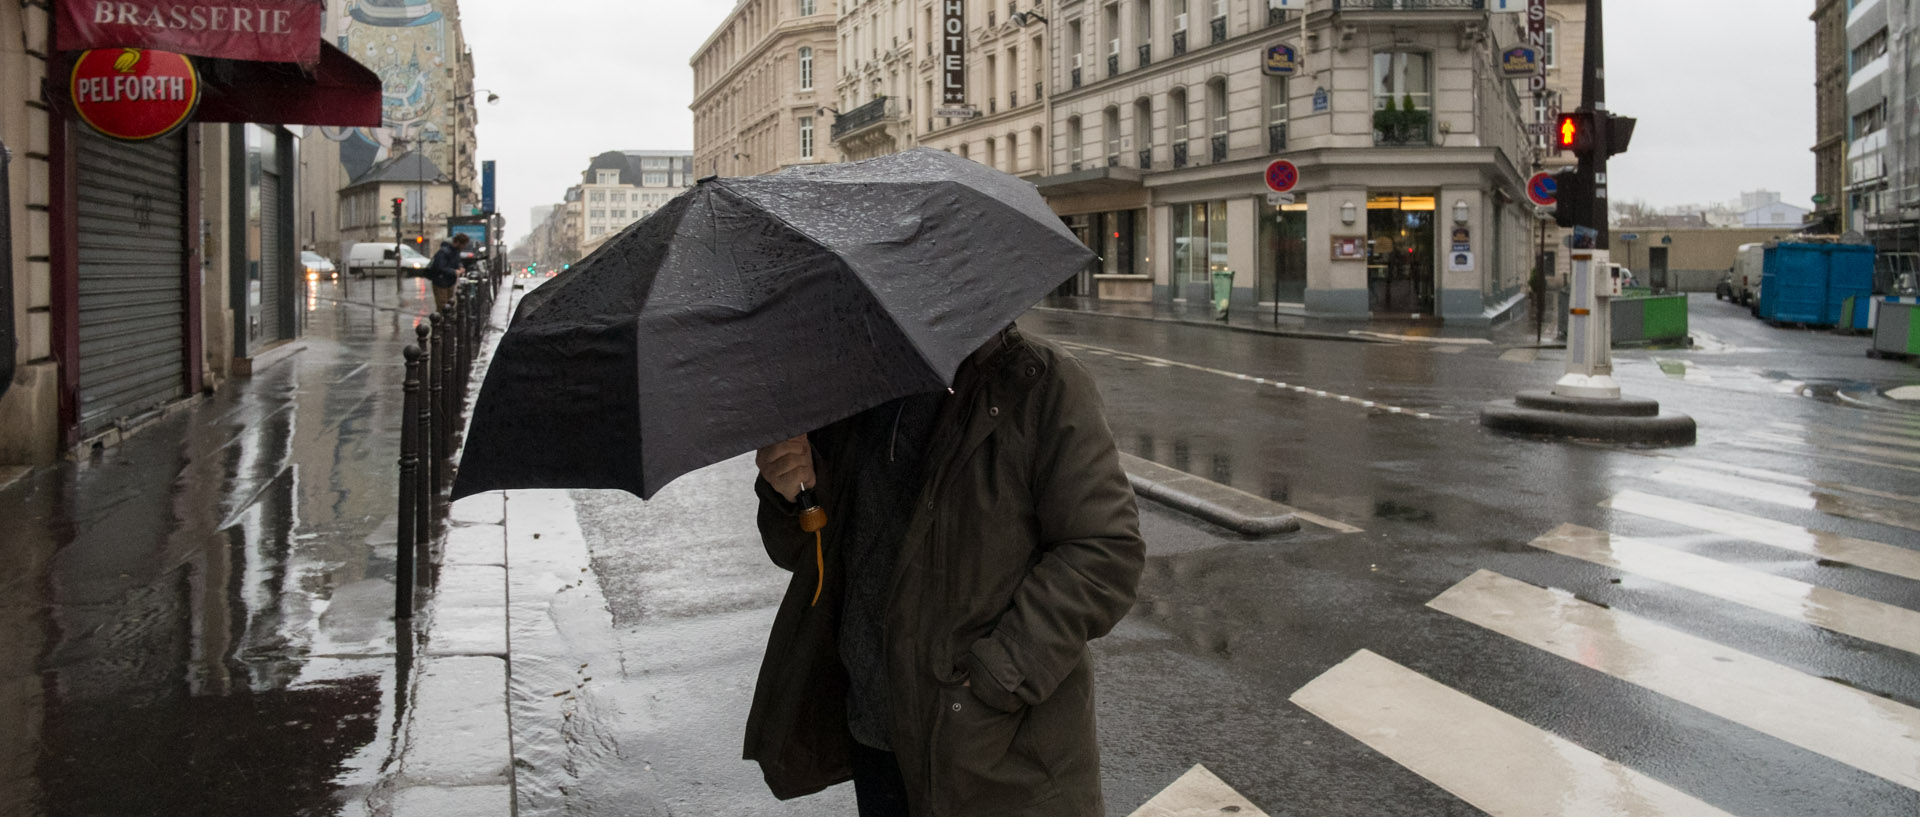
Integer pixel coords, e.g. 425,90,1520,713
70,48,200,141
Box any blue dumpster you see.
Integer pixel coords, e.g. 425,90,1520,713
1759,243,1875,326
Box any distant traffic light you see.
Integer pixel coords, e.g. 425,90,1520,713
391,197,404,222
1551,166,1590,230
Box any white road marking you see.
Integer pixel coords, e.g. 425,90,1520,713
1770,421,1920,451
1291,509,1366,534
1887,385,1920,401
1059,339,1440,420
1527,524,1920,656
1499,348,1540,363
1725,436,1920,476
1290,650,1739,817
1647,467,1815,509
1606,490,1920,582
1126,764,1269,817
1430,568,1920,790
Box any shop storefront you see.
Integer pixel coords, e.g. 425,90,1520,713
27,0,381,449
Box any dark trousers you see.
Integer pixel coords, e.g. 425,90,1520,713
850,741,910,817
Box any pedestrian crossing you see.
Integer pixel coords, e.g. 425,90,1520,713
1287,408,1920,815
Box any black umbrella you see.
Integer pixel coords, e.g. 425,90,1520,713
451,148,1094,501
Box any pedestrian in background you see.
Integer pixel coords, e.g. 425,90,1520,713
750,324,1145,817
427,233,469,311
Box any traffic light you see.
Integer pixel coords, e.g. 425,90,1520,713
1554,112,1594,154
391,197,404,222
1551,166,1591,229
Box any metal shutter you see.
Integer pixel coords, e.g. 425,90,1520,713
74,128,188,436
259,170,283,342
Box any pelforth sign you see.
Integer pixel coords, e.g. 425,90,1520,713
941,0,965,104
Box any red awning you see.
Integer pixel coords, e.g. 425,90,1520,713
194,41,383,127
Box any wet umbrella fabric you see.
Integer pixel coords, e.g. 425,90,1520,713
451,148,1094,501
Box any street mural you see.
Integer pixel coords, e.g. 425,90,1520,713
312,0,457,182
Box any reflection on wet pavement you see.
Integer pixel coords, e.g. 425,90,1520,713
0,280,433,816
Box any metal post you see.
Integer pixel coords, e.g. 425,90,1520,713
415,322,434,546
1552,0,1618,400
397,345,422,620
438,307,456,481
429,312,447,496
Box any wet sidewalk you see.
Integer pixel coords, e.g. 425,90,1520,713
1036,293,1551,348
0,276,490,817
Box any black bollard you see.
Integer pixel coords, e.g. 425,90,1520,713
429,312,447,500
438,304,456,484
397,344,421,620
414,321,434,546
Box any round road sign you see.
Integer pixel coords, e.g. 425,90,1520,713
1526,171,1557,207
1264,159,1299,193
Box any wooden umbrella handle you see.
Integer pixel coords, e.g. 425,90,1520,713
797,486,827,606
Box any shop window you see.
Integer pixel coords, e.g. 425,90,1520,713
1173,201,1229,284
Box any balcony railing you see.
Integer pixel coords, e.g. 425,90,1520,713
1332,0,1486,8
1138,43,1151,68
1137,148,1153,169
1211,16,1226,44
1210,134,1227,163
1108,153,1121,168
1269,122,1288,153
1035,82,1043,101
1071,67,1082,89
989,98,997,114
1372,107,1432,146
831,95,892,141
1009,91,1017,107
1108,53,1120,76
1269,6,1288,25
1173,31,1187,56
1173,141,1189,168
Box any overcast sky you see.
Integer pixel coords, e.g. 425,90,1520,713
466,0,1817,244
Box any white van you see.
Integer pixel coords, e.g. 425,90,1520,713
347,242,430,277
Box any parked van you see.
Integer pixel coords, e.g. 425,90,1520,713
347,242,430,277
1725,242,1764,309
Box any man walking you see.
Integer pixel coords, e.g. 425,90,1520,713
427,233,469,311
750,324,1144,817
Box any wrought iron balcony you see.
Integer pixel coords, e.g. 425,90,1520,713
1108,54,1119,76
1211,16,1226,44
1035,82,1043,101
989,98,997,114
1173,31,1187,56
1009,91,1017,107
1269,122,1288,153
1071,68,1082,89
1137,149,1152,170
1210,134,1227,163
1269,6,1287,25
830,95,892,141
1107,153,1121,168
1138,43,1151,68
1173,142,1189,168
1332,0,1485,8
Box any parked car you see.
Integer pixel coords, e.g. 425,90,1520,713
1722,242,1764,308
301,251,337,280
346,242,430,277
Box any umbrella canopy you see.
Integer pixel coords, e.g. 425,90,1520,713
452,148,1094,501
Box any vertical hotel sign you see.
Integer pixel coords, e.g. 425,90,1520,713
941,0,965,103
1527,0,1547,96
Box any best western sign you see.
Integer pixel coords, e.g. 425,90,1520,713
58,0,323,64
69,48,201,141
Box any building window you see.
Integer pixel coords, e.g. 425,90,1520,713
1104,107,1122,166
1207,77,1228,161
799,0,815,15
644,172,668,185
1372,51,1432,145
1266,74,1288,152
1068,116,1084,170
597,170,619,185
800,116,815,159
1173,201,1229,284
799,46,814,90
1543,24,1556,68
591,190,606,201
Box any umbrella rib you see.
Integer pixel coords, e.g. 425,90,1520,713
710,180,954,385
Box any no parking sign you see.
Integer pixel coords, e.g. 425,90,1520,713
1265,159,1298,194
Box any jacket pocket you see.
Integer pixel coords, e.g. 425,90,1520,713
929,685,1053,814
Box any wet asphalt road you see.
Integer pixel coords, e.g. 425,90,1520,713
515,294,1920,816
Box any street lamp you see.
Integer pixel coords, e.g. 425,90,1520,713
1010,10,1049,26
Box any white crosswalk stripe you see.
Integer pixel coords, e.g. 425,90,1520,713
1604,489,1920,582
1290,650,1742,817
1288,430,1920,814
1429,569,1920,790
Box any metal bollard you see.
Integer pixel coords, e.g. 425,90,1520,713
397,344,422,620
414,321,434,546
438,305,456,482
429,312,447,499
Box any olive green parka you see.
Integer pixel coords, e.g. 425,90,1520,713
744,327,1145,817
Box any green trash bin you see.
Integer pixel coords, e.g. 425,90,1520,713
1212,268,1235,320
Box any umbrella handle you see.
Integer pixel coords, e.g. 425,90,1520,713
797,486,827,606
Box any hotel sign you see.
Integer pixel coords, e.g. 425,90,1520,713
941,0,965,104
1526,0,1548,94
57,0,322,64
